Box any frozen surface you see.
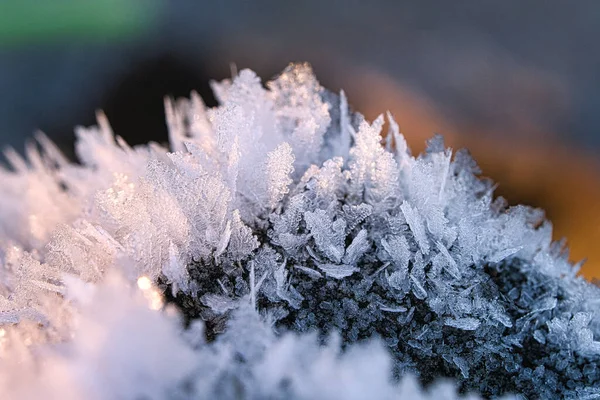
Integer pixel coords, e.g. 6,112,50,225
0,64,599,398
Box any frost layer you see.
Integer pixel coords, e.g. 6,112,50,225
0,63,599,399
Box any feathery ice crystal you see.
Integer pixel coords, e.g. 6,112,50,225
1,63,599,399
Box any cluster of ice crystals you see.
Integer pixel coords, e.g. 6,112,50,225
0,63,599,399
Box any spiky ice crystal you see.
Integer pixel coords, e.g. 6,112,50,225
0,63,599,399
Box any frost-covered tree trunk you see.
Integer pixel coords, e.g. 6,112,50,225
0,63,599,399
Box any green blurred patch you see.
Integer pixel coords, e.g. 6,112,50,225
0,0,160,46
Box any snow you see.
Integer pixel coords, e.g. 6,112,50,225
0,63,598,399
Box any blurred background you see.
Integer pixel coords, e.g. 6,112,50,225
1,0,600,278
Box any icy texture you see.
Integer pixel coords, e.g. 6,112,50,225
0,63,599,399
0,274,490,400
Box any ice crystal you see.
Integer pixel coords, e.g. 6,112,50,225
0,63,599,399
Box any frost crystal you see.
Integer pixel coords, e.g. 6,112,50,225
0,63,599,399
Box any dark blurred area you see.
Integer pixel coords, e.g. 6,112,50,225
2,0,600,277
